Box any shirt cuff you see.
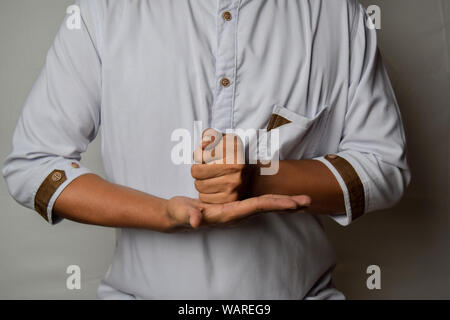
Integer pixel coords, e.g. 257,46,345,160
315,154,366,226
33,161,92,225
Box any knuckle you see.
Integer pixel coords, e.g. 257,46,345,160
229,183,239,193
191,165,198,177
229,172,242,189
227,192,239,202
236,172,243,185
226,184,236,194
194,179,203,192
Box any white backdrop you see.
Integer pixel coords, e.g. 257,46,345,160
0,0,448,299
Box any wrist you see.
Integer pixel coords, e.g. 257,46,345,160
160,198,179,231
245,161,281,197
141,197,178,232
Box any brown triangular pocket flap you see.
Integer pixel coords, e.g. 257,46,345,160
267,114,291,132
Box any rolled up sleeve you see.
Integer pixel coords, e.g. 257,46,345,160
316,3,411,226
2,0,102,224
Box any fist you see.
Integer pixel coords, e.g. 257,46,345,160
192,129,247,204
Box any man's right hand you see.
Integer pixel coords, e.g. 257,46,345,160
165,194,311,231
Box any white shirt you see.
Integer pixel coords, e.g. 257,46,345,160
2,0,410,299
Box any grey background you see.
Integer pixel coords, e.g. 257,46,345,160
0,0,448,299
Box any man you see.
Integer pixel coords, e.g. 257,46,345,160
2,0,410,299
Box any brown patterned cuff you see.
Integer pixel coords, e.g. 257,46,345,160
34,170,67,222
325,154,365,220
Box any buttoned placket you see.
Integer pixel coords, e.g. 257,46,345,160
211,0,241,131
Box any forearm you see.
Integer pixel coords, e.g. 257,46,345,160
53,174,174,232
248,160,345,215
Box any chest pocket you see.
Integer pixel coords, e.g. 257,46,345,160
262,105,330,160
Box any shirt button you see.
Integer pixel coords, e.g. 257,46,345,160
222,11,232,21
51,172,63,182
221,77,231,87
71,162,80,169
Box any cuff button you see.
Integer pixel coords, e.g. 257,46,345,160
326,154,338,160
51,172,63,182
